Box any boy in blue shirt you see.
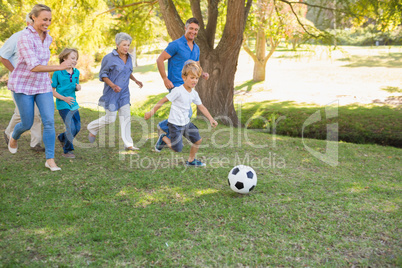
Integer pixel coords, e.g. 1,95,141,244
52,48,81,159
145,60,217,167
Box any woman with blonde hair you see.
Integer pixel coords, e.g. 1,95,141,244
7,4,73,171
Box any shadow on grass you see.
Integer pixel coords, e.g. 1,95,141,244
381,86,402,94
133,63,159,74
238,100,402,147
234,80,263,93
130,94,402,148
338,53,402,68
1,95,401,149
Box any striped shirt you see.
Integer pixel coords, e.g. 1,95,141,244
7,25,53,95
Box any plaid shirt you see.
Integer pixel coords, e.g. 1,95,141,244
8,25,53,95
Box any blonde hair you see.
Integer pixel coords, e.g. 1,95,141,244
58,48,79,64
182,60,202,78
29,4,51,21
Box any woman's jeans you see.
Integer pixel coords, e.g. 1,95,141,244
58,109,81,154
12,92,55,159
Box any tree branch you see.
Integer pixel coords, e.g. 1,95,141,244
278,0,337,11
158,0,185,40
242,41,258,63
205,0,219,49
97,0,158,16
275,0,321,38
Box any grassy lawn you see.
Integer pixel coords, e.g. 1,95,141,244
0,93,401,266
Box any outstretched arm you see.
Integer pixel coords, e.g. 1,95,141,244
197,104,218,127
144,97,169,120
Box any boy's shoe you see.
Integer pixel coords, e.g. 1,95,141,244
157,124,166,136
62,151,75,159
155,134,166,152
88,133,96,143
186,159,206,167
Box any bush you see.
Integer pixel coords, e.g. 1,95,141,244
239,101,402,148
335,25,402,46
76,54,95,83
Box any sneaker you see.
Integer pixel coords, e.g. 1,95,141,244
88,133,96,143
186,159,206,167
62,151,75,159
31,144,45,152
155,134,166,152
157,124,166,136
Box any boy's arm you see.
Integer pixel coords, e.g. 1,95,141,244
197,104,218,127
53,88,75,105
144,97,169,120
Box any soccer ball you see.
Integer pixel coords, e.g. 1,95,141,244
228,165,257,194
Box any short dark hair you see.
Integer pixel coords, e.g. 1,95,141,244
185,18,199,27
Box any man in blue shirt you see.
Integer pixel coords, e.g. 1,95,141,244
155,17,209,137
0,15,44,151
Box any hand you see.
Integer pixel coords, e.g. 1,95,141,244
64,97,75,105
75,83,81,91
144,111,152,120
60,59,73,70
163,77,174,90
111,84,121,93
135,80,143,88
202,72,209,80
210,119,218,128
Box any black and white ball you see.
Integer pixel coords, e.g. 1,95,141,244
228,165,257,194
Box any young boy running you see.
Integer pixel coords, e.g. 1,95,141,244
144,60,218,167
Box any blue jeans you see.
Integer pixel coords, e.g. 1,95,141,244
158,108,193,136
12,92,55,159
58,109,81,154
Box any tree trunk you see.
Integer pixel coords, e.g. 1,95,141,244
196,48,241,126
158,0,252,127
253,27,266,82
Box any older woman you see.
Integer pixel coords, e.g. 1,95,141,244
87,32,143,150
7,4,73,171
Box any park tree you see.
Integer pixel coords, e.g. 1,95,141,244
158,0,253,126
0,0,26,40
0,0,112,55
242,0,310,82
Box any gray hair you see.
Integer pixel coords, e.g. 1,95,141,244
26,14,33,24
115,32,132,46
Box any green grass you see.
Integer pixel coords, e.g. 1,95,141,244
0,92,401,266
239,100,402,147
133,94,402,148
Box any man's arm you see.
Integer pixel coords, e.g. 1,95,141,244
0,57,14,72
196,61,209,80
156,50,174,89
